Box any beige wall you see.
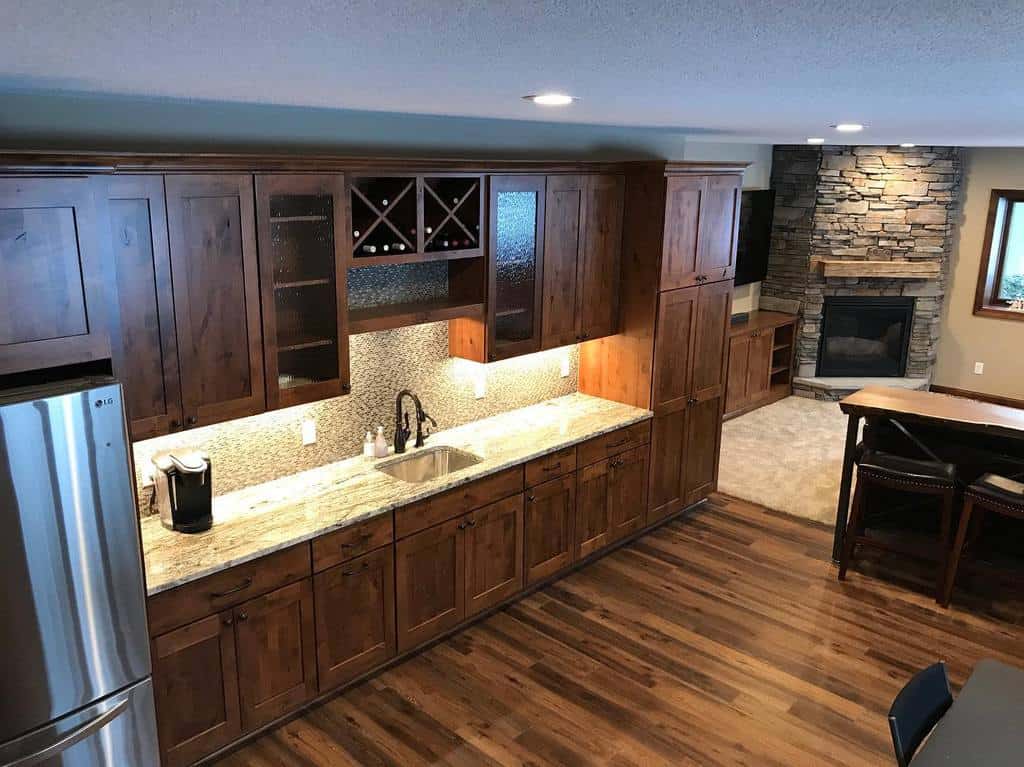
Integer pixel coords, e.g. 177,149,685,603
934,148,1024,399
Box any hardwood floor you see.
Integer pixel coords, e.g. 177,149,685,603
214,494,1024,767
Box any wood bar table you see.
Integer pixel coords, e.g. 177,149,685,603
833,387,1024,561
911,659,1024,766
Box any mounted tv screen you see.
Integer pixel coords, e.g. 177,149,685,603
734,189,775,287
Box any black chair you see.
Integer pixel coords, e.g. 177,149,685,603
888,661,953,766
941,472,1024,606
838,446,958,600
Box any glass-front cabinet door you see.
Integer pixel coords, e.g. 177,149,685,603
256,174,350,409
488,176,546,361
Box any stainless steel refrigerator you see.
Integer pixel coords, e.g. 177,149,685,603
0,379,158,766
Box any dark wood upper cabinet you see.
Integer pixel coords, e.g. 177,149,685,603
165,174,265,428
106,176,182,440
233,579,317,731
651,286,698,414
525,475,576,585
314,546,395,690
0,177,111,375
151,613,241,767
660,176,703,291
660,173,741,289
395,516,465,652
488,175,546,361
464,495,524,616
255,174,350,410
541,175,584,350
577,174,625,341
696,174,742,282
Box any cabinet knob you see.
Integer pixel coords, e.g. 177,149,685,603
186,415,198,427
341,383,351,394
237,612,249,622
527,494,536,502
223,616,233,626
169,419,181,430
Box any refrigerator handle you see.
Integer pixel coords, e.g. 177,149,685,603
1,692,130,767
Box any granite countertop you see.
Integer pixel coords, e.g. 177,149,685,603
141,393,652,596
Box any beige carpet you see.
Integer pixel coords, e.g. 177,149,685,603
718,396,855,525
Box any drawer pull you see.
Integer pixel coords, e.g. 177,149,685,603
210,577,253,599
543,462,562,472
467,519,477,527
527,494,536,502
342,561,371,576
606,438,628,449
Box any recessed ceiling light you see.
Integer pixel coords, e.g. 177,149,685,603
900,143,916,148
807,137,825,145
523,93,576,107
832,123,865,133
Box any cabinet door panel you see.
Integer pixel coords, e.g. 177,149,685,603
0,177,110,374
165,174,264,427
489,175,546,361
234,579,317,731
647,409,687,524
684,395,724,505
578,174,625,341
651,286,698,414
465,495,524,615
691,281,733,400
314,547,395,690
256,174,350,410
746,331,773,402
576,458,612,559
107,176,183,440
660,176,702,291
725,334,751,415
696,174,741,281
396,516,464,652
541,175,583,350
152,613,240,767
525,475,576,585
609,446,649,541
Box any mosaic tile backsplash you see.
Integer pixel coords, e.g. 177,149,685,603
133,321,578,508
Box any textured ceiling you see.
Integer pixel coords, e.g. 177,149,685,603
4,0,1024,146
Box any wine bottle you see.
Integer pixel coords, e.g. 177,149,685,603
382,244,390,252
425,226,433,235
398,243,407,252
381,198,389,207
353,230,360,239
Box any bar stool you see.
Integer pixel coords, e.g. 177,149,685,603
838,449,958,601
940,473,1024,607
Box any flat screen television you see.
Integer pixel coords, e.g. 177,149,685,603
734,189,775,287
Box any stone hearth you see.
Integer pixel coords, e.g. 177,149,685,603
759,145,963,397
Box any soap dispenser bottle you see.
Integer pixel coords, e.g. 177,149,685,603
373,425,388,458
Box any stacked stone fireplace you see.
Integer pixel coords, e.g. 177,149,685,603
759,145,963,399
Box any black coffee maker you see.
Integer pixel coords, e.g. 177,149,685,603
152,450,213,533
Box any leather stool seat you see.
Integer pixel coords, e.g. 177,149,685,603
858,449,957,485
968,473,1024,508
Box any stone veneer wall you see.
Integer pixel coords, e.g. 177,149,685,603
760,145,963,378
132,322,578,504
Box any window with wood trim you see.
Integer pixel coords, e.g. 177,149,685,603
975,189,1024,320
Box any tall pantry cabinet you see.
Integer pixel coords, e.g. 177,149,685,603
579,162,744,522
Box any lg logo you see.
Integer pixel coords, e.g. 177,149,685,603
94,397,115,408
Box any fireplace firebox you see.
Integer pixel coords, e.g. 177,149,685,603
817,297,915,377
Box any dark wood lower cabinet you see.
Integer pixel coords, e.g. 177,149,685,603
609,446,649,541
647,407,688,523
465,495,524,615
525,475,576,584
313,547,395,690
152,613,241,767
233,580,317,731
576,458,612,558
396,516,465,653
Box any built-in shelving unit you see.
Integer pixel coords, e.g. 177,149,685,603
769,321,795,395
349,297,485,335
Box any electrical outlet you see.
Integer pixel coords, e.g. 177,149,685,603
974,362,985,375
560,353,571,378
301,419,317,445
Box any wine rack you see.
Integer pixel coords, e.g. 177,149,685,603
348,174,483,267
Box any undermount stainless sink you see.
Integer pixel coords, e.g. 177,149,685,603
376,446,482,483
